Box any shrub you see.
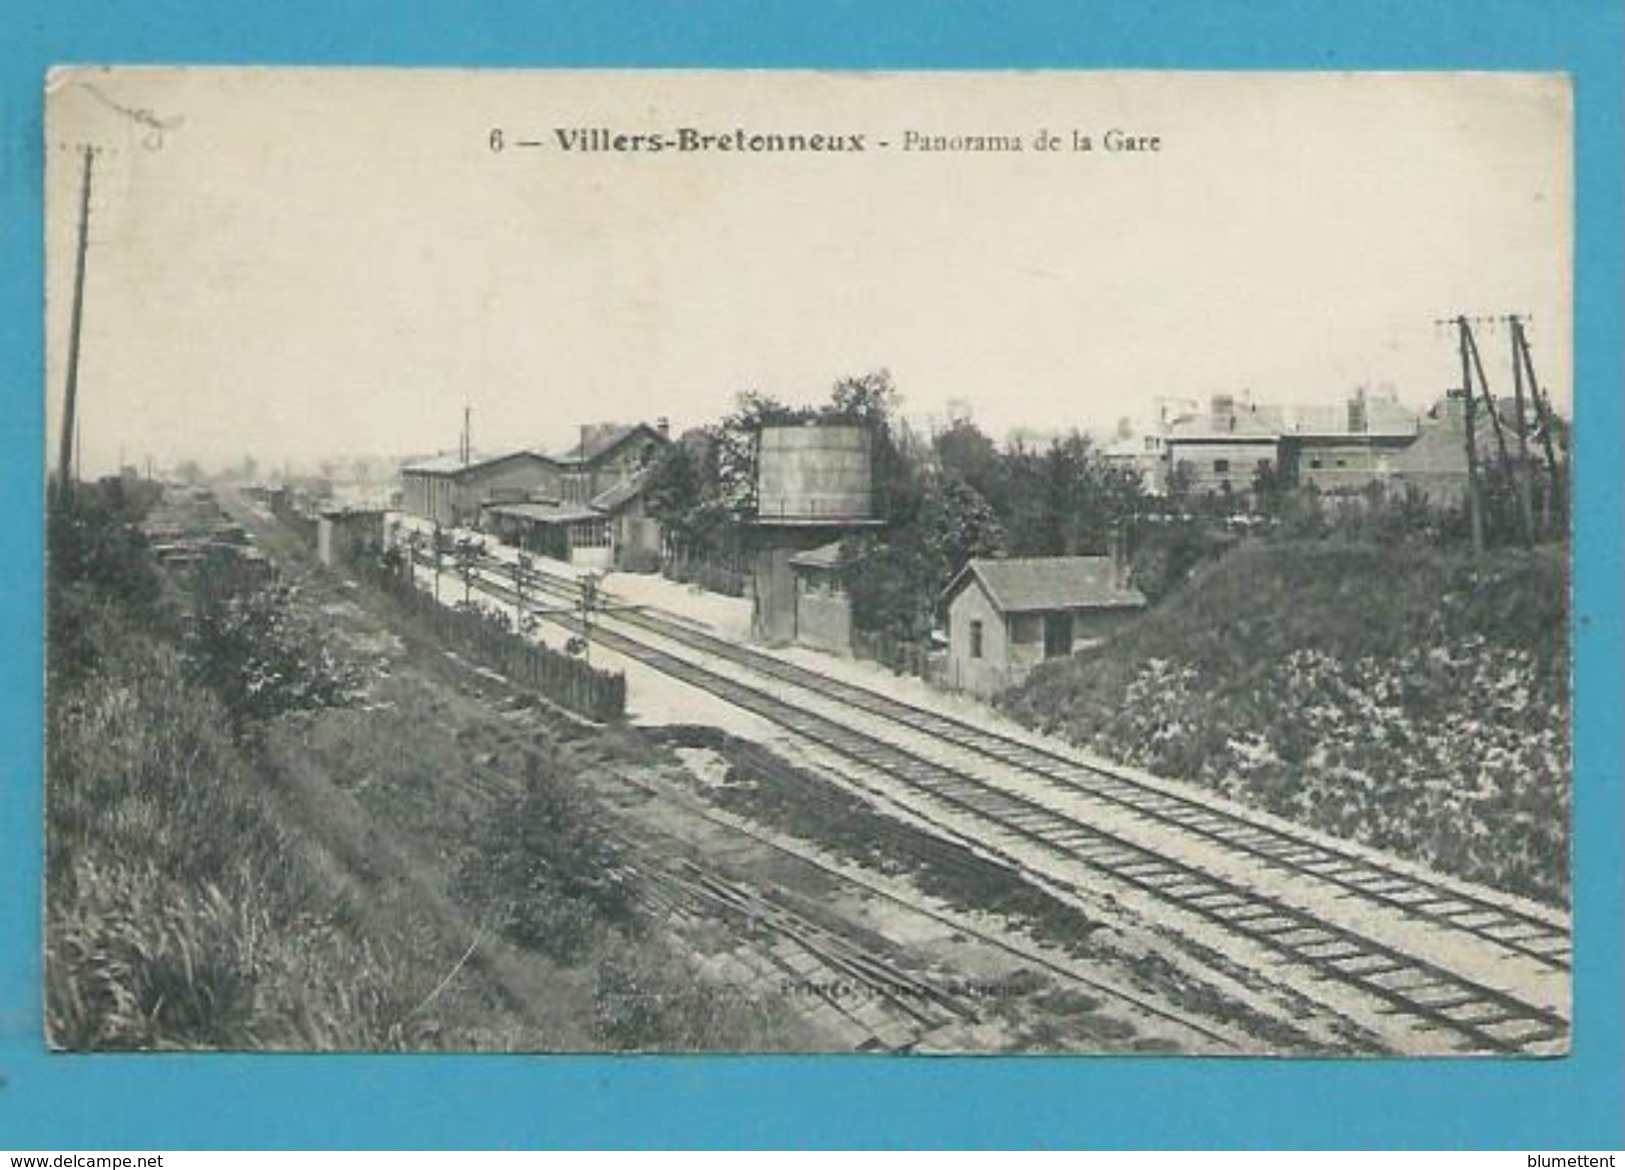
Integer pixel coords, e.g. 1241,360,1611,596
456,753,637,962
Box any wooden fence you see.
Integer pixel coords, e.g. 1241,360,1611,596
662,549,746,597
852,629,930,679
361,559,627,723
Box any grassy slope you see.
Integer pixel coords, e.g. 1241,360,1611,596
46,504,813,1051
1000,539,1570,905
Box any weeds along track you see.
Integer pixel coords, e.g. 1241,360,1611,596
465,720,1248,1053
485,555,1570,975
613,835,977,1050
464,555,1569,1054
451,724,971,1051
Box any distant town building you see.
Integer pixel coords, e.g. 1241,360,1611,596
1279,386,1420,494
1099,399,1199,494
1163,393,1283,496
1142,386,1536,508
939,556,1146,698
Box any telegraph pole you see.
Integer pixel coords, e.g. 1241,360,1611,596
1512,317,1564,531
1455,317,1485,556
1506,315,1537,543
56,146,96,509
1462,323,1513,482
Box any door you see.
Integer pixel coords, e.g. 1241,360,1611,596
1043,612,1072,659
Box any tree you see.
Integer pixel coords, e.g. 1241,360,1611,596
643,442,705,541
1251,459,1290,519
933,417,1003,508
925,476,1006,579
840,473,1004,646
996,431,1144,558
829,369,901,429
184,564,360,740
828,370,919,522
711,390,813,516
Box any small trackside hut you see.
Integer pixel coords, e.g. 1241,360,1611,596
939,556,1147,699
316,507,388,569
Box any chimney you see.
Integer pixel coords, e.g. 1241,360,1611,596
1107,525,1129,589
1347,389,1368,434
1211,393,1235,432
656,416,670,439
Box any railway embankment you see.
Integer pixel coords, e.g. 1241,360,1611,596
999,539,1570,906
45,485,822,1051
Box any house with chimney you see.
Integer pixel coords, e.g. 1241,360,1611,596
939,555,1147,698
1162,393,1284,496
1280,387,1421,493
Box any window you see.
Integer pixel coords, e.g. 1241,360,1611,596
969,620,984,659
572,519,610,549
1309,458,1322,469
1214,458,1230,474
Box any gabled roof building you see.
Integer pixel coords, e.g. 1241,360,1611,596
939,556,1146,698
399,450,563,528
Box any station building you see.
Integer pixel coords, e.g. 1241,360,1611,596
418,421,671,570
399,450,562,529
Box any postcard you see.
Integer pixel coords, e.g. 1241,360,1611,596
43,68,1572,1057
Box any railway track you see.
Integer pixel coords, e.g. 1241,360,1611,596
618,844,977,1050
443,702,977,1051
452,554,1569,1054
330,550,1246,1054
464,719,1254,1053
483,552,1570,976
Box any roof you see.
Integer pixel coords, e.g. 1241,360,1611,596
1164,403,1284,442
401,449,555,477
1282,398,1419,441
557,423,668,466
318,507,388,520
484,501,602,525
589,468,652,513
942,556,1146,614
788,540,844,571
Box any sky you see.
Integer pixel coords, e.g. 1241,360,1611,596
44,69,1572,477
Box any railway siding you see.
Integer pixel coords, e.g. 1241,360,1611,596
461,554,1570,1055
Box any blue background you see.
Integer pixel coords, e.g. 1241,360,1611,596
3,0,1620,1150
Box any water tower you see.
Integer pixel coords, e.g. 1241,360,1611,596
748,421,883,645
